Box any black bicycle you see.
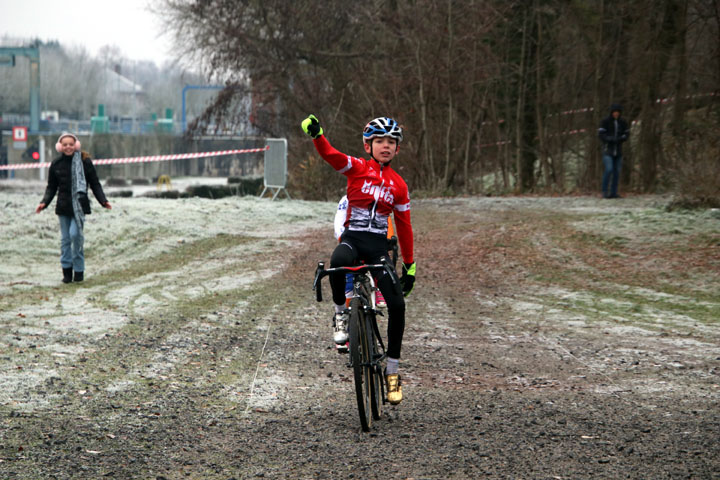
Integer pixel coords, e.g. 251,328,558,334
313,255,398,431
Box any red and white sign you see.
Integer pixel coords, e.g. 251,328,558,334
12,126,28,142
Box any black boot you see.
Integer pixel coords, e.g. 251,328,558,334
62,268,73,284
73,271,84,282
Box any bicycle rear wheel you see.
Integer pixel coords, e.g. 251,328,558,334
348,298,372,431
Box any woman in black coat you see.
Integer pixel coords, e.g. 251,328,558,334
36,133,111,283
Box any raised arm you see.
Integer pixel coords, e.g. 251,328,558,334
302,114,363,174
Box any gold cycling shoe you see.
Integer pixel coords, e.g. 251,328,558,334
385,373,403,405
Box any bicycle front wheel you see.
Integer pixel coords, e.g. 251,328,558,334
368,314,384,421
349,298,372,432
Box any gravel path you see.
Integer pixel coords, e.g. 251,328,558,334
1,190,718,479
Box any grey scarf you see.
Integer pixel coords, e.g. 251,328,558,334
70,151,87,231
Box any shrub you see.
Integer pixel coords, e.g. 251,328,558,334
142,190,181,199
185,184,235,199
184,178,263,199
108,190,133,198
666,117,720,210
228,176,263,195
105,177,128,187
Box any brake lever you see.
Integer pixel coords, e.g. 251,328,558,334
380,256,397,285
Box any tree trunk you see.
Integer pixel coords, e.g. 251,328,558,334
490,98,510,191
535,4,551,190
463,29,481,194
415,41,434,191
637,0,685,191
515,9,528,192
671,0,689,170
585,0,604,193
442,0,454,190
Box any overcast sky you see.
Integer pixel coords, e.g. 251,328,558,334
0,0,174,66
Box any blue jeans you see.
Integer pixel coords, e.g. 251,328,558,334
602,154,622,198
58,215,84,272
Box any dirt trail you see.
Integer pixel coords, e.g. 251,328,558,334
1,192,719,479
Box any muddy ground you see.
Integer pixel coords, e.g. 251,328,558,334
1,188,719,479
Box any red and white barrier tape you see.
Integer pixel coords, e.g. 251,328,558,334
548,107,595,117
479,140,511,148
0,146,269,171
547,128,587,138
656,92,717,104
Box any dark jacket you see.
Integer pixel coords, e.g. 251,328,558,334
41,152,108,217
598,104,630,157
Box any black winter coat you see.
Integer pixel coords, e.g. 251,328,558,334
598,112,630,157
41,152,108,217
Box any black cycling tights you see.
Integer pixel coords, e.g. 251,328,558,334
330,230,405,359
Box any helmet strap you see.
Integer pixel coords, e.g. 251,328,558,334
369,142,378,163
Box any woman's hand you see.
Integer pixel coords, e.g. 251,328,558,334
103,202,112,210
36,203,46,213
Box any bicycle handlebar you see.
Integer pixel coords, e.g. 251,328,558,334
313,256,396,303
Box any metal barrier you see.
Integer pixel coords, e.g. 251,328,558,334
260,138,290,200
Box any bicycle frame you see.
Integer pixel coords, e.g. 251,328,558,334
313,259,395,356
348,272,387,360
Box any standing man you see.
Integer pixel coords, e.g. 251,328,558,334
598,103,630,199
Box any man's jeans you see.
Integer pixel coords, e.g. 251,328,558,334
602,154,622,198
59,215,84,272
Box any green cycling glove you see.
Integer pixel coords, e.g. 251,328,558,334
401,262,416,297
301,114,323,139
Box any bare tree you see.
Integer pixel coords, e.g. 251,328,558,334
152,0,719,199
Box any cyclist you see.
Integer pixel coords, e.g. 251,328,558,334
302,114,416,404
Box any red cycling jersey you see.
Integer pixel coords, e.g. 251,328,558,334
313,135,414,264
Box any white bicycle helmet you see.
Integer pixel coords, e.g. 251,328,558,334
362,117,403,144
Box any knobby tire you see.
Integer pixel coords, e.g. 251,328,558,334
368,314,384,420
349,298,372,431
